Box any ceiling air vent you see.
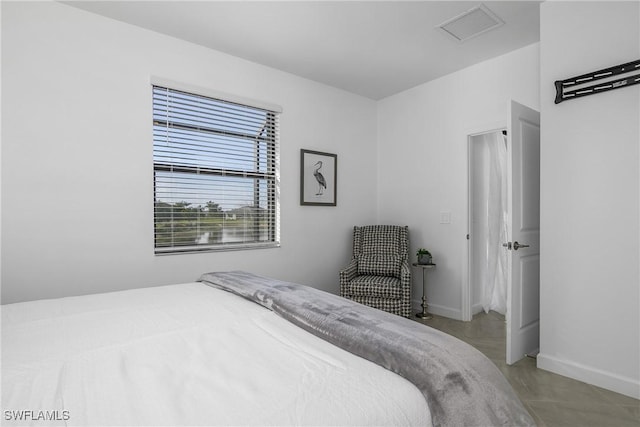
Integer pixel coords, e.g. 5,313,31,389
437,4,504,42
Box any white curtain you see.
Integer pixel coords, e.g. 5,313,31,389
482,132,508,315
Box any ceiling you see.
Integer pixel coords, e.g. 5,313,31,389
64,1,542,100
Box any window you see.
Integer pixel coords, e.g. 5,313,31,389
152,84,280,254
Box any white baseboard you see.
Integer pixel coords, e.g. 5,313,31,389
537,353,640,399
471,302,484,315
412,299,463,320
429,303,463,320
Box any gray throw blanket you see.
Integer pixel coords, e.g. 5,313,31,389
199,271,535,427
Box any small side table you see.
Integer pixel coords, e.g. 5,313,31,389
412,263,436,320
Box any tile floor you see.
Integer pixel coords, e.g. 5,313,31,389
416,311,640,427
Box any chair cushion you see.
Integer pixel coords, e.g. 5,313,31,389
357,255,400,277
344,275,403,299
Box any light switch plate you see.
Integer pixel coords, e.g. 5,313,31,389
440,211,451,224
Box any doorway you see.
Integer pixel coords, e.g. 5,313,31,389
464,100,541,365
468,130,509,318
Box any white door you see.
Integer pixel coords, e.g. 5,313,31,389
506,100,540,365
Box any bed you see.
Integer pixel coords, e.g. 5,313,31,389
2,271,534,426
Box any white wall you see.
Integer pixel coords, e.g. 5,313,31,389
538,1,639,399
377,43,540,318
1,1,378,303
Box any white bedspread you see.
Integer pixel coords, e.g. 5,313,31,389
2,283,430,426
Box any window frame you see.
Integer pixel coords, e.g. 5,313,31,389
151,79,281,255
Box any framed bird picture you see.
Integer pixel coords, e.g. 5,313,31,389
300,149,337,206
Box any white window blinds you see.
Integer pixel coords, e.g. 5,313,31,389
152,85,280,254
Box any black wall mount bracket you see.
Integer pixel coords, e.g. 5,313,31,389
554,59,640,104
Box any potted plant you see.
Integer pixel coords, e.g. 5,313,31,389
416,248,432,265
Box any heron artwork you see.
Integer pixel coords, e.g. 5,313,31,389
313,161,326,196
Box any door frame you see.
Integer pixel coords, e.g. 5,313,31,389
463,121,506,322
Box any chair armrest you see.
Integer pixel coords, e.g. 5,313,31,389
399,260,412,318
400,260,412,290
400,260,411,282
339,259,359,296
340,258,359,281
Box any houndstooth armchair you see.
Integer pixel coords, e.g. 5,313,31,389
339,225,411,318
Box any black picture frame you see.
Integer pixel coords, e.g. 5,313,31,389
300,149,337,206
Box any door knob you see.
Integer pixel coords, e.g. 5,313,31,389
513,241,530,250
502,242,512,250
